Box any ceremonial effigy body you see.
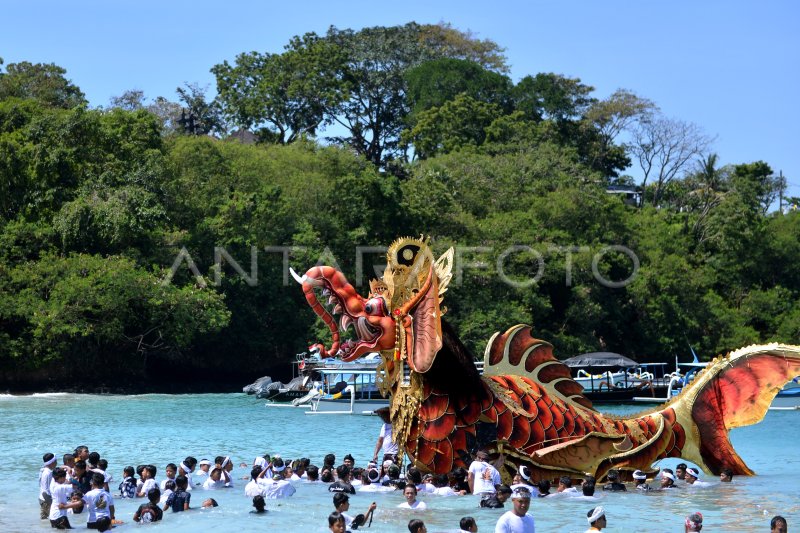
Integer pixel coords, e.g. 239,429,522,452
293,237,800,481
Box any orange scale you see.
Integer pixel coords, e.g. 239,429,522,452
494,399,508,416
563,410,576,435
521,394,538,417
508,418,532,449
482,406,498,424
415,438,438,466
458,424,477,436
421,412,456,442
497,409,514,440
646,417,658,435
544,424,559,443
530,419,546,447
419,396,450,422
450,429,468,454
551,406,565,431
456,395,482,425
536,398,553,428
432,440,454,474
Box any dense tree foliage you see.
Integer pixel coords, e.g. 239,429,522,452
1,24,797,390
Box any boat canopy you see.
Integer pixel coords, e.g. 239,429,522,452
561,352,638,368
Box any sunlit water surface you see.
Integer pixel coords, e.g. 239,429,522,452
2,393,798,532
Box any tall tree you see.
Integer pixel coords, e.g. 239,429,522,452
0,61,86,108
629,115,712,206
212,33,347,143
512,73,595,123
404,58,512,124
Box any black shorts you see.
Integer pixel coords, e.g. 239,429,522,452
87,517,111,532
50,516,72,529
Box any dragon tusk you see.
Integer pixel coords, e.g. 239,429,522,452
289,267,307,286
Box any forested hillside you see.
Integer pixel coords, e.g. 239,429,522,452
1,23,797,391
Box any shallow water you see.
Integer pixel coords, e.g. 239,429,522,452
2,393,798,532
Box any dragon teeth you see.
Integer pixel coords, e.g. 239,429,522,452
340,315,353,332
333,304,343,315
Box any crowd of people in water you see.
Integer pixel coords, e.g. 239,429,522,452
37,437,790,532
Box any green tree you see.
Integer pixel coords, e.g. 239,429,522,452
404,58,512,123
212,33,347,142
0,61,86,108
512,73,595,123
403,94,503,158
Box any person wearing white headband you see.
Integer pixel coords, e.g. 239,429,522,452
684,467,711,488
659,470,676,489
39,453,57,520
585,506,607,532
494,486,535,532
632,470,651,491
510,465,537,493
178,457,196,492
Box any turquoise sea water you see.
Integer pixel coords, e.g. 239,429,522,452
2,393,798,532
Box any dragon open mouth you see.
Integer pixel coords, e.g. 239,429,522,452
313,286,381,360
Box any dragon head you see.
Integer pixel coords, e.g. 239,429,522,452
293,237,454,371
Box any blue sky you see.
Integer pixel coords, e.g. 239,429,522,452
3,0,799,201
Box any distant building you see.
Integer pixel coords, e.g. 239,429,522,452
605,185,641,207
228,129,257,145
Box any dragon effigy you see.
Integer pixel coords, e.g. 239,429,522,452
292,236,800,481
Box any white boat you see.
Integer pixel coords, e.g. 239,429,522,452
633,362,708,404
770,379,800,411
304,366,389,416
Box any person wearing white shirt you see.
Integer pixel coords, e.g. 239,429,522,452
160,463,177,491
39,453,57,520
83,473,114,531
494,486,535,533
203,467,230,490
264,474,296,499
468,450,501,497
48,468,77,529
244,466,270,497
397,485,428,510
178,458,196,491
137,466,158,498
372,408,400,464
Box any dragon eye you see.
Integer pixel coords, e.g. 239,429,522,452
365,297,386,316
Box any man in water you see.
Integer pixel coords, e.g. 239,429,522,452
632,470,651,491
659,471,676,490
373,407,399,465
684,512,703,532
601,470,626,492
675,463,688,481
771,516,788,533
494,486,535,533
585,506,607,532
719,468,733,483
468,449,500,500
